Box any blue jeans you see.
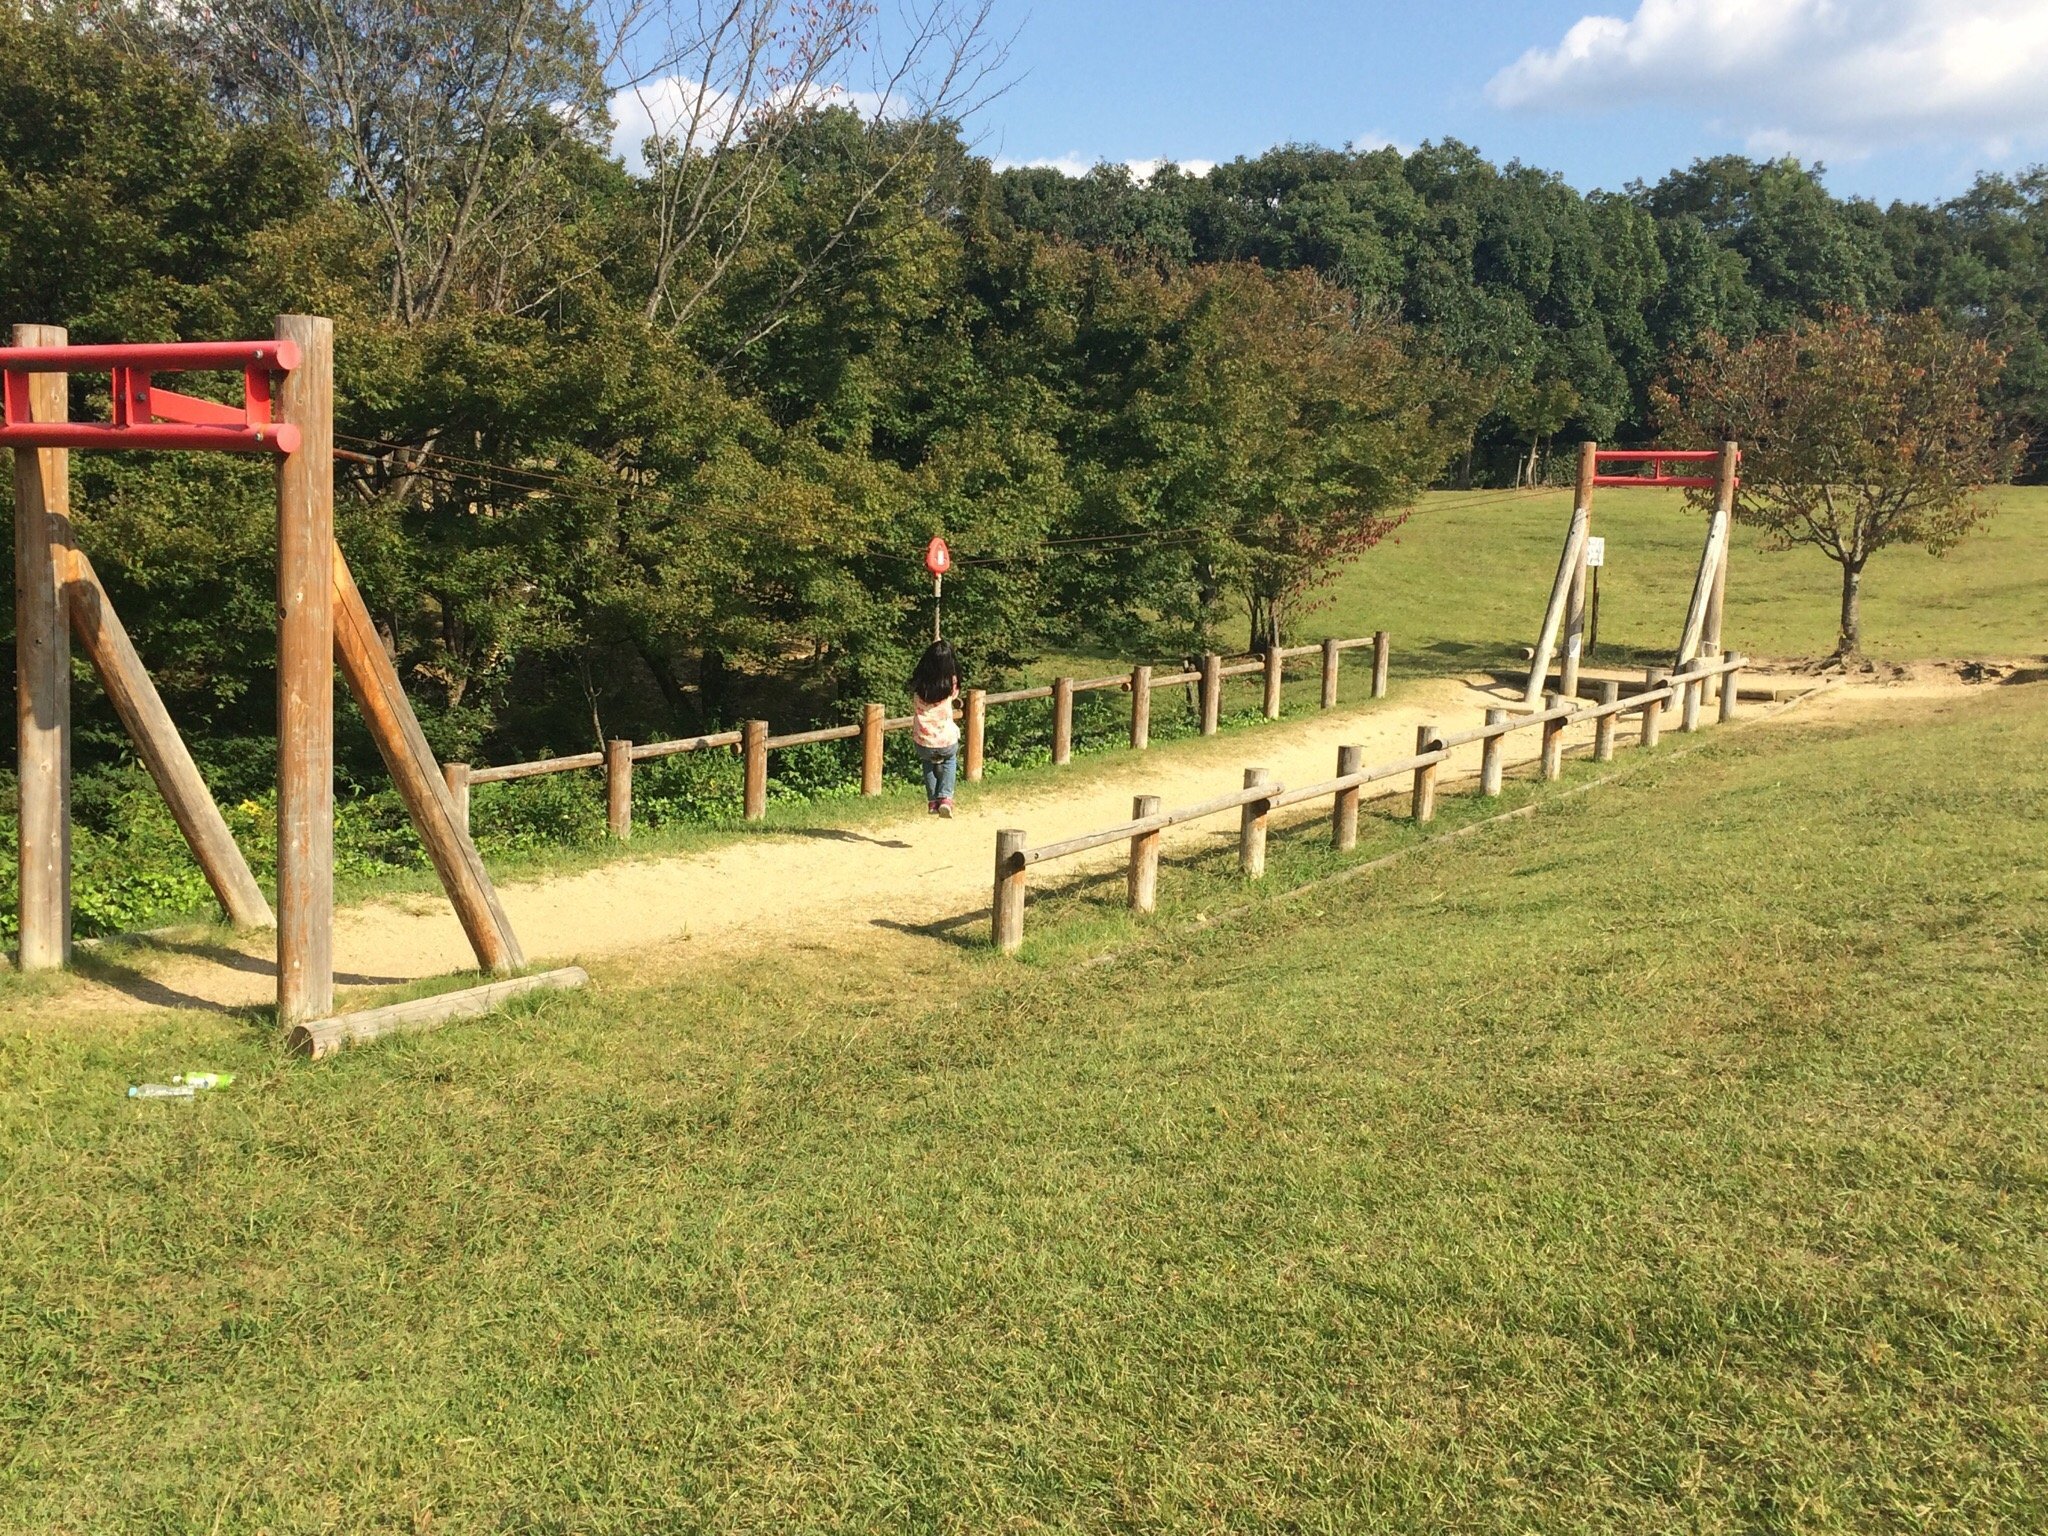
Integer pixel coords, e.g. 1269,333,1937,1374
916,743,957,803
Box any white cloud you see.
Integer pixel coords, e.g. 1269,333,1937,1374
1487,0,2048,156
992,154,1217,181
609,78,888,170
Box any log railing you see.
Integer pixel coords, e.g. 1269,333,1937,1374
989,651,1745,952
444,629,1393,837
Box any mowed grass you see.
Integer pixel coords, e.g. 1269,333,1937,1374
3,683,2046,1531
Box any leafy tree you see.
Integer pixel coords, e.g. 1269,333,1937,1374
1656,309,2021,655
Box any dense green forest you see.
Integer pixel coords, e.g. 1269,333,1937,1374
3,5,2045,795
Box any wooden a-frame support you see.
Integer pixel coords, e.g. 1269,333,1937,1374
10,318,523,1022
1523,439,1738,704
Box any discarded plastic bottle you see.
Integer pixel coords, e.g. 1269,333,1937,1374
173,1072,234,1090
128,1083,196,1099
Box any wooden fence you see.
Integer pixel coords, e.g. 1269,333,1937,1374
990,650,1746,952
441,630,1392,837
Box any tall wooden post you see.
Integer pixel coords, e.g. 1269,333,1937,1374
1702,441,1737,702
1238,768,1271,879
743,720,768,819
1129,666,1151,750
1559,441,1597,700
992,829,1027,953
1371,630,1390,698
274,315,334,1024
1480,708,1506,796
1127,794,1162,913
1320,638,1339,710
13,324,70,970
1332,743,1362,851
1200,653,1221,735
1262,646,1283,719
1411,724,1439,823
1593,680,1619,762
1641,666,1667,749
606,739,633,840
963,689,986,781
443,762,471,835
860,702,884,795
1525,451,1593,704
1051,676,1074,765
1541,694,1566,781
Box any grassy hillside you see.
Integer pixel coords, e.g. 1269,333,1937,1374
4,681,2045,1530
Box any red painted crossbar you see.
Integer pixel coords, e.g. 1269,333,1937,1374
0,338,302,455
1591,445,1736,489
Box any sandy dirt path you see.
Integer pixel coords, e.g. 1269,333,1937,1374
61,676,1612,1016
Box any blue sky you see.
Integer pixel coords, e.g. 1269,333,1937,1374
967,0,2048,205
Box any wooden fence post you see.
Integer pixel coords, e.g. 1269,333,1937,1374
1262,646,1283,719
443,762,471,835
743,719,768,820
1239,767,1271,878
12,324,71,970
1480,708,1506,796
861,702,884,794
1641,666,1667,749
1052,676,1074,765
1129,666,1151,750
963,688,986,782
1718,650,1740,723
274,313,335,1025
1128,793,1162,913
1411,724,1439,823
1594,680,1619,762
992,829,1027,953
1332,743,1362,851
1680,660,1703,733
606,739,632,840
1372,630,1390,698
1200,653,1221,735
1559,441,1597,700
1320,638,1340,709
1541,694,1567,781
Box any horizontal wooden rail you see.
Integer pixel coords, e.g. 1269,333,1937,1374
631,730,742,760
764,722,862,749
983,684,1056,705
1020,779,1285,866
469,751,604,785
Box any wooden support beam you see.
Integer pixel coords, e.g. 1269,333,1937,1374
12,324,71,969
1129,666,1151,750
331,544,524,975
1701,441,1738,704
992,829,1026,953
860,703,884,795
1052,676,1074,764
1238,767,1271,878
1262,646,1283,719
605,739,632,840
67,545,272,929
1200,653,1221,734
1127,794,1162,913
964,689,986,780
1526,461,1592,704
743,720,768,819
1675,442,1737,672
1372,630,1390,698
287,965,588,1059
1412,724,1440,822
1559,441,1597,700
1480,708,1506,796
1332,743,1362,851
1593,680,1620,763
1320,638,1339,710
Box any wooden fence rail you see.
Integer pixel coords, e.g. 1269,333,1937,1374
444,630,1394,838
989,650,1745,952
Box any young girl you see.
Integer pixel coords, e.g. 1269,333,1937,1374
908,640,961,817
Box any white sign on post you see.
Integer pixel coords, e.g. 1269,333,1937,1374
1584,535,1606,568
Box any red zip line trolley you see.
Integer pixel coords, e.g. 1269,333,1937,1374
1521,441,1741,707
4,319,536,1037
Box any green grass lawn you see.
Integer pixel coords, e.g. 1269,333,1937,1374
4,681,2045,1531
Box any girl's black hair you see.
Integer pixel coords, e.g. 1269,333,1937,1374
909,640,961,704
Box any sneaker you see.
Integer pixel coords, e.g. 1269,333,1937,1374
927,800,939,815
936,799,954,819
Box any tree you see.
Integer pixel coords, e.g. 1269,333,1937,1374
1656,309,2022,655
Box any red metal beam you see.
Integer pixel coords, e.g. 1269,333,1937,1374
0,338,300,454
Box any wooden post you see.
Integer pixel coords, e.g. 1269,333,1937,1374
1200,653,1221,735
1593,680,1619,763
860,702,884,794
1641,666,1667,749
1480,708,1506,796
1238,767,1271,879
68,546,272,929
606,739,632,840
1680,660,1703,733
13,324,70,969
1127,793,1162,913
992,829,1027,953
443,762,471,835
1559,441,1597,700
1719,650,1740,724
1541,694,1566,781
289,965,588,1059
743,720,768,820
963,688,986,781
1320,638,1340,709
331,546,523,975
1675,441,1738,673
1262,646,1283,719
1525,464,1592,703
1411,724,1439,823
1702,441,1737,703
1129,666,1151,751
274,314,335,1025
1051,676,1074,765
1372,630,1390,698
1332,744,1362,851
